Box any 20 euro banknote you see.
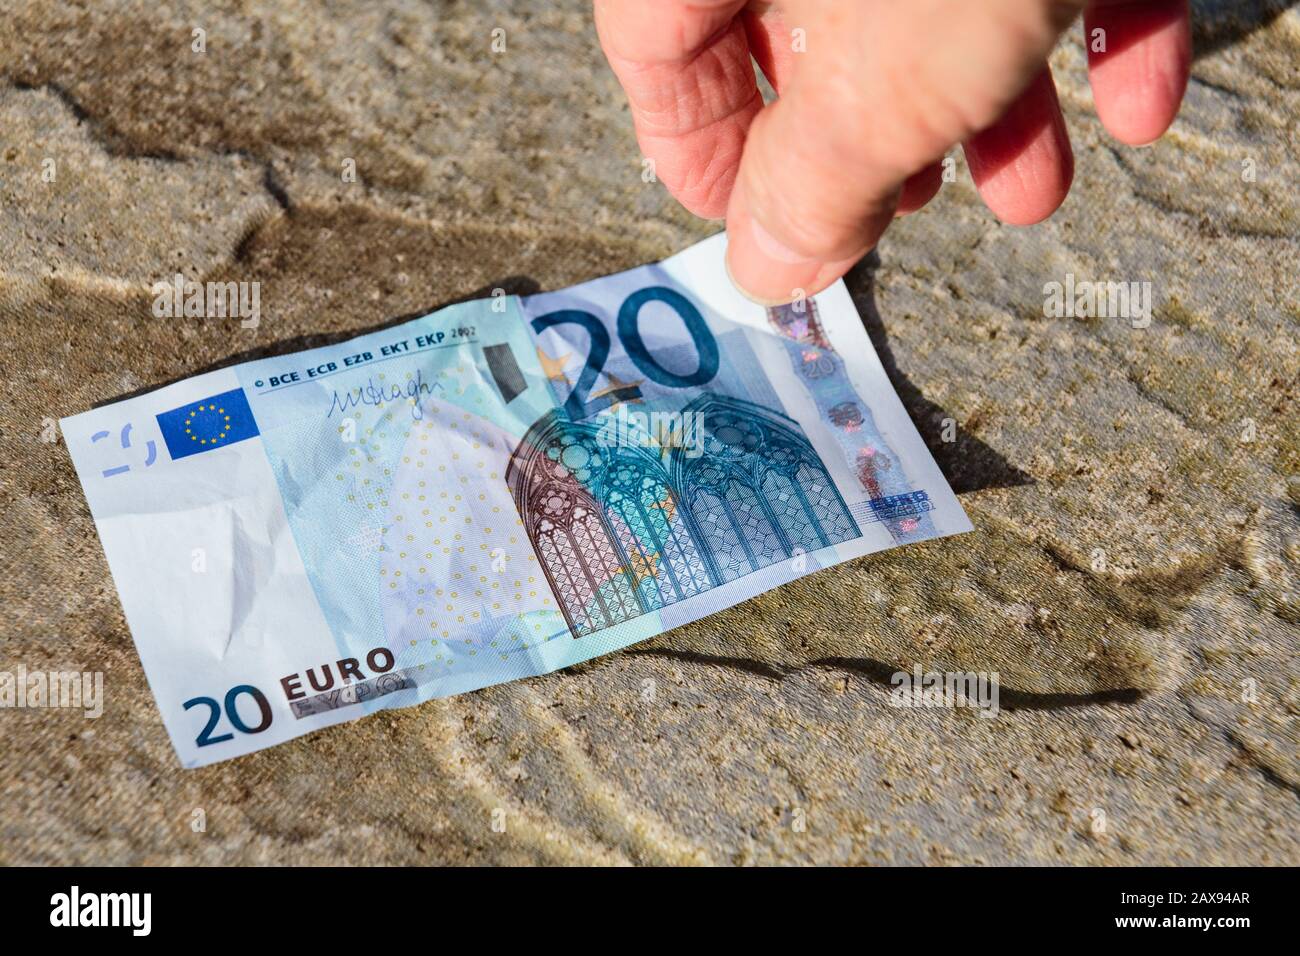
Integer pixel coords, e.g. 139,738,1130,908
62,234,972,767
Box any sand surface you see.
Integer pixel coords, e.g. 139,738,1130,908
1,0,1296,864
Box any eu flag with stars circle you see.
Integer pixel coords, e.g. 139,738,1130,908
156,388,260,461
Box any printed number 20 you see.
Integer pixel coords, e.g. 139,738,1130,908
532,286,720,420
183,685,272,747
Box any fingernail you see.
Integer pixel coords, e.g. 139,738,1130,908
725,207,823,306
723,252,806,307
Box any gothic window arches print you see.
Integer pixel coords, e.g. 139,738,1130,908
507,396,859,637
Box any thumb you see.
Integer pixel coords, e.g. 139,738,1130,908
723,83,900,306
724,0,1084,304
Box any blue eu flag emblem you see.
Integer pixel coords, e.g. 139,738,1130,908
156,388,260,461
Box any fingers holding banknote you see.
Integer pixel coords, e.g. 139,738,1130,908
594,0,1191,304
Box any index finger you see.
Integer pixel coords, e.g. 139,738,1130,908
594,0,760,218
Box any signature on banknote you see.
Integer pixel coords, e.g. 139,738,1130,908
325,368,443,421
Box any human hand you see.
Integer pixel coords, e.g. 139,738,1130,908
594,0,1191,303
